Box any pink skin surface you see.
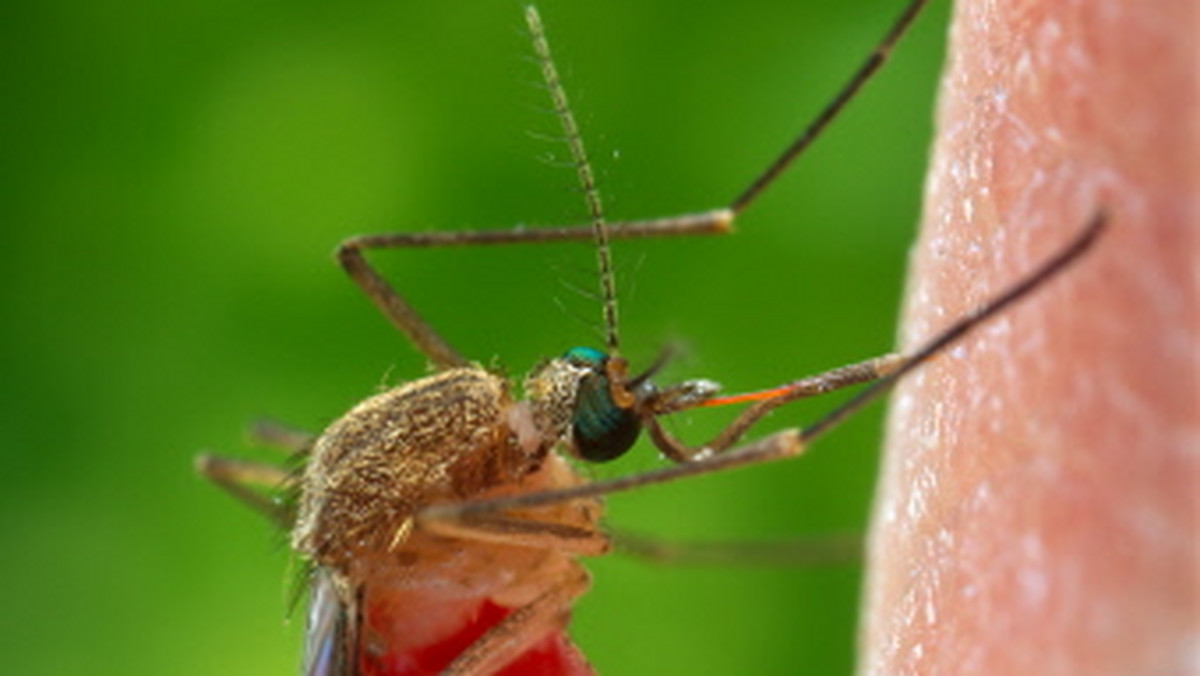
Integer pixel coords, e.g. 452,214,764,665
862,0,1197,674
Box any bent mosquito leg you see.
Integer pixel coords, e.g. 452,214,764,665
248,418,315,453
613,529,861,567
336,213,733,370
415,508,611,557
195,453,293,527
442,564,591,676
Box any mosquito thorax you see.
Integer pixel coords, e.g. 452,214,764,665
292,368,540,567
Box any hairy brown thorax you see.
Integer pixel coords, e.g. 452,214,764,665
293,369,532,566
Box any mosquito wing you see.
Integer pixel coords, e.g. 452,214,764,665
304,567,355,676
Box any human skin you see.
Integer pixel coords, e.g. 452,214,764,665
862,0,1197,674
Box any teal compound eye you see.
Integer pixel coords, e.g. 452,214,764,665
562,346,607,367
562,347,642,463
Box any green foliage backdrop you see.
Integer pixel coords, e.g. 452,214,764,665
1,1,946,673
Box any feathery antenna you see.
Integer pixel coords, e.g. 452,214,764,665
525,5,621,354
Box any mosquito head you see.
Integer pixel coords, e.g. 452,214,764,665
525,346,647,464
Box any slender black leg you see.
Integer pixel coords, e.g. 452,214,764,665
335,212,734,369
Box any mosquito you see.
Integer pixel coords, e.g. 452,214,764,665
197,2,1106,674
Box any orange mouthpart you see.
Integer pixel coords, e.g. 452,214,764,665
698,384,795,408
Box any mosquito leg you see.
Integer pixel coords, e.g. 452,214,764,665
730,0,932,214
612,529,861,567
195,453,292,489
248,418,314,453
442,564,591,676
336,239,466,370
415,508,611,557
195,453,294,527
421,429,804,526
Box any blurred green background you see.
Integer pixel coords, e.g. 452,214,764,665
1,1,947,674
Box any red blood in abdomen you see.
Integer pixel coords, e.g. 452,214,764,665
361,598,592,676
498,629,593,676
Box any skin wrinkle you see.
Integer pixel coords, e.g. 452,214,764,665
863,0,1196,674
